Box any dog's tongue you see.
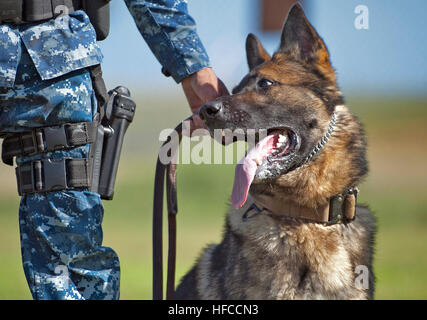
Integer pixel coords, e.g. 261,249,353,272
231,134,277,209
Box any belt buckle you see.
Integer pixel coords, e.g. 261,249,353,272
42,158,68,192
0,0,23,24
15,158,69,195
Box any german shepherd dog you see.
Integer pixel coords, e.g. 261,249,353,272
175,3,376,300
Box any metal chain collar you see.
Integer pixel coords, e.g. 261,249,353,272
302,112,337,165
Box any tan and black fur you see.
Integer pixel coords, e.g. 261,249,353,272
175,4,376,300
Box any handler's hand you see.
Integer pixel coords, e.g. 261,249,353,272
182,67,229,132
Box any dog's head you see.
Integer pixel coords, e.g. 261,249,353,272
200,4,367,208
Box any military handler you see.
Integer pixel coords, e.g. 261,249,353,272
0,0,228,300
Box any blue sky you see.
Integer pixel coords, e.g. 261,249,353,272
100,0,427,97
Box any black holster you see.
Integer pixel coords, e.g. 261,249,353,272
90,86,136,200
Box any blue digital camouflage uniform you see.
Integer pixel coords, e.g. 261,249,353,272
0,0,210,300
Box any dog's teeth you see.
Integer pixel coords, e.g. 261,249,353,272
276,142,283,148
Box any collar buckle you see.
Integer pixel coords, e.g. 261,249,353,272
326,188,358,226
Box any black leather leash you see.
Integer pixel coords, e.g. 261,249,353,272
153,120,185,300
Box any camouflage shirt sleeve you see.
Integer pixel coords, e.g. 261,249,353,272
124,0,211,83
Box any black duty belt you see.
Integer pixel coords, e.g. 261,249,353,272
16,157,92,195
2,121,97,166
0,0,81,25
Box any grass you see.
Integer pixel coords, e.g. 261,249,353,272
0,96,426,300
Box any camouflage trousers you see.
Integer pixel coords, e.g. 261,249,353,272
0,45,120,300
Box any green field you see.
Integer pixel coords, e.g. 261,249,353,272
0,95,426,300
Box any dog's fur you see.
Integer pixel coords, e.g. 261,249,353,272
175,4,376,300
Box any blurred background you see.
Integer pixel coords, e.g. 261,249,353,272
0,0,426,299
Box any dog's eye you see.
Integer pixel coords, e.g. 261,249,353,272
257,78,274,89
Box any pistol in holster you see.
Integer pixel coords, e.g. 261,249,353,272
91,86,136,200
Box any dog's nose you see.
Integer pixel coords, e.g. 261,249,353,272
199,101,222,120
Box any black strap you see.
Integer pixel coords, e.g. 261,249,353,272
16,157,91,196
152,156,165,300
2,122,97,166
153,121,184,300
88,64,109,118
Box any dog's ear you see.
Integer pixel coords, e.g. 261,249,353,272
246,33,271,71
278,3,331,69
